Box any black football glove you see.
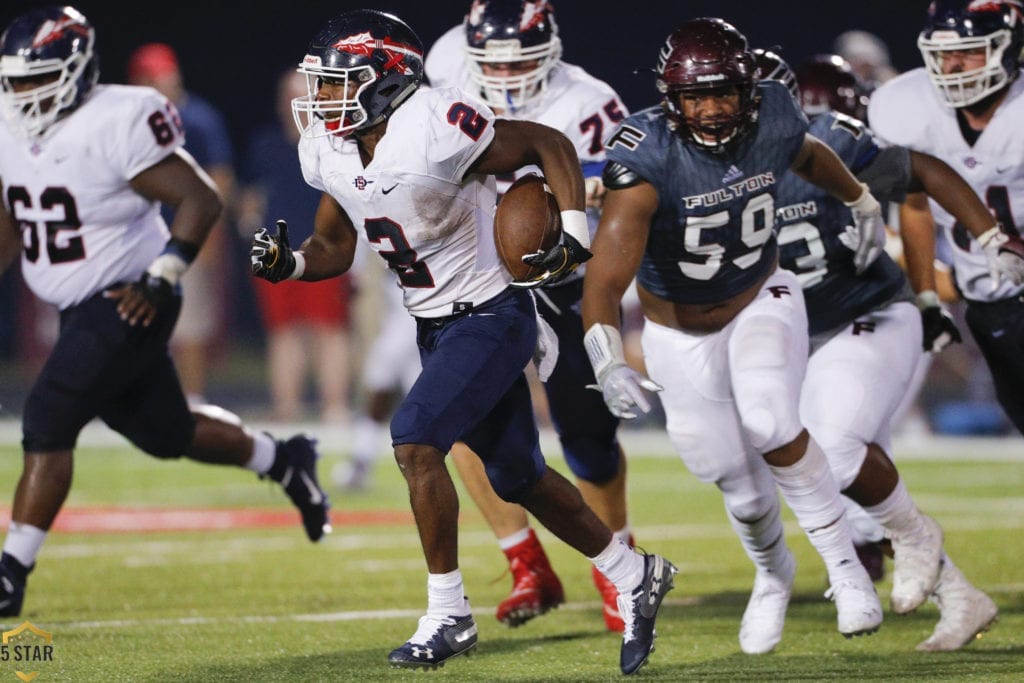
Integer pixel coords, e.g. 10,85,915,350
919,301,962,353
251,219,296,283
510,232,593,289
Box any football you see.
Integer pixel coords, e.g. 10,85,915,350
494,173,562,282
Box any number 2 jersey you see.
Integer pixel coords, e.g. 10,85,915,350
298,86,510,318
604,81,807,305
0,84,182,310
775,111,912,335
869,68,1024,303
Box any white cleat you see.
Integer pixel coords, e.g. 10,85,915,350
916,562,998,652
889,513,944,614
739,550,796,655
826,574,883,638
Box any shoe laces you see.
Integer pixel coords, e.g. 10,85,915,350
409,614,457,646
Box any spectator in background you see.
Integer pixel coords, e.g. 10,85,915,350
127,43,235,405
236,70,352,423
833,30,899,90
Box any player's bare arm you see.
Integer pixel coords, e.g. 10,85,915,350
297,193,359,280
470,119,585,212
0,183,22,274
908,151,997,239
581,181,655,331
106,149,222,327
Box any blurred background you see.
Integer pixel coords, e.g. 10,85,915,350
0,0,1011,436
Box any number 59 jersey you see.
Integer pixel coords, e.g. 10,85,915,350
298,86,511,318
604,80,807,305
0,84,181,310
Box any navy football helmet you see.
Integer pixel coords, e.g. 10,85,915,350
753,48,798,99
0,5,97,138
795,54,870,121
463,0,562,112
918,0,1024,107
656,18,759,152
292,9,424,138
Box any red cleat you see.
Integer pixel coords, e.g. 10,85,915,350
495,529,565,627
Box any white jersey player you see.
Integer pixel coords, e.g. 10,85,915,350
868,0,1024,435
250,9,675,674
0,5,332,621
423,0,638,633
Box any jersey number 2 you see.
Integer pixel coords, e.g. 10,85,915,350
364,217,435,288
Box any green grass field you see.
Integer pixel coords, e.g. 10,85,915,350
0,426,1021,682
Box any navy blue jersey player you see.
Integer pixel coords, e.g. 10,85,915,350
581,18,888,653
764,50,1000,652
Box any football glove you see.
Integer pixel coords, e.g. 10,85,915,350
511,232,593,289
251,219,297,283
584,323,662,419
917,290,961,353
978,225,1024,290
839,183,886,273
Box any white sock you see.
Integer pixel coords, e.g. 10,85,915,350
243,431,277,474
727,496,790,574
612,525,633,546
427,569,471,617
497,527,532,551
3,522,47,568
864,479,923,539
769,438,862,583
352,415,387,465
589,537,643,595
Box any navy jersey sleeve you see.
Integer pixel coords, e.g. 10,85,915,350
603,106,669,185
753,80,809,167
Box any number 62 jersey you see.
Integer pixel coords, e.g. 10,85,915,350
0,84,182,310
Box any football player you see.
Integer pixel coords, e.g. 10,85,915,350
582,17,888,646
868,0,1024,435
762,49,999,652
425,0,635,632
250,9,675,674
0,6,331,619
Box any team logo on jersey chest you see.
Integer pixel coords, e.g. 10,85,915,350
683,172,775,209
352,176,374,191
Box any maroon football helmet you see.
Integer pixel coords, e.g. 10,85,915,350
656,18,759,151
795,54,869,121
753,48,798,99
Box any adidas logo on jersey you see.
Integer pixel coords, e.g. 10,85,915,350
722,165,744,184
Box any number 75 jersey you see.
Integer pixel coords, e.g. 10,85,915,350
0,84,181,310
603,80,808,305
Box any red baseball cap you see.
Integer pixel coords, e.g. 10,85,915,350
127,43,179,82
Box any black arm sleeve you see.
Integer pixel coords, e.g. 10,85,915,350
855,145,913,205
602,161,646,190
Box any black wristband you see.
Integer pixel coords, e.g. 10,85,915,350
166,237,200,264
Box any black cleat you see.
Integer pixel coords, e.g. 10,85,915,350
0,554,29,617
388,614,478,670
268,435,332,542
619,554,677,675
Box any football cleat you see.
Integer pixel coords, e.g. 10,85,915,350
0,554,29,617
825,574,883,638
267,435,332,542
496,529,565,627
331,459,370,492
916,561,998,652
388,614,478,670
618,553,677,675
739,549,796,655
889,513,943,614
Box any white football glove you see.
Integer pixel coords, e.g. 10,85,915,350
584,323,662,419
978,225,1024,290
838,182,886,273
